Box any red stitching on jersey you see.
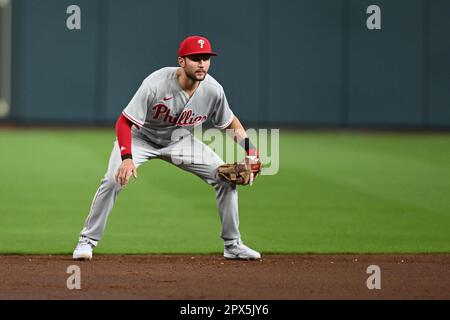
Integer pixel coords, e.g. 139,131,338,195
215,113,234,129
122,111,144,127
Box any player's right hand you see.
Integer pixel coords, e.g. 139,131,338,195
115,159,138,187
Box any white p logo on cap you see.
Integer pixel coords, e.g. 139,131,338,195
198,39,205,48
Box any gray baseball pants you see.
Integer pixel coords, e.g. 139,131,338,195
79,133,240,246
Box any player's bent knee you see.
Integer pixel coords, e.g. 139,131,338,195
213,175,236,190
102,176,123,191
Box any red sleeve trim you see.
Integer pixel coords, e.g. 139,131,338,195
214,112,234,129
115,114,133,157
122,110,144,127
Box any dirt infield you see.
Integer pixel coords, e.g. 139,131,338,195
0,254,449,300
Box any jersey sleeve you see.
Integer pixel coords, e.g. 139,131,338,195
122,81,154,127
211,88,234,129
115,114,133,158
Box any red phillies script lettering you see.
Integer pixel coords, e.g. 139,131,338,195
152,104,207,126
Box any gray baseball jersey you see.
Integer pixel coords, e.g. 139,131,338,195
122,67,234,146
78,67,245,249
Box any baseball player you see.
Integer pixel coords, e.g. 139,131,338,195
73,35,261,260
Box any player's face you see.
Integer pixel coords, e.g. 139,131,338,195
179,54,211,81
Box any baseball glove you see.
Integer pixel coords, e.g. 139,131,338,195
217,156,261,186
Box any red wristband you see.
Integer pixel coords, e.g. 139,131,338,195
247,148,259,157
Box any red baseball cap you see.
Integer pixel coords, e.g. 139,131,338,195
178,35,217,57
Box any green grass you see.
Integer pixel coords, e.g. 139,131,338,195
0,129,449,254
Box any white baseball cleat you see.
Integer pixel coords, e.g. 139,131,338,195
73,237,94,260
224,241,261,260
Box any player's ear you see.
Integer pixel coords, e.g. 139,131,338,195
178,57,185,67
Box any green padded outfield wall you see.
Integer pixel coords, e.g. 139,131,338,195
8,0,450,127
11,0,98,122
267,0,345,125
347,0,425,126
428,0,450,126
